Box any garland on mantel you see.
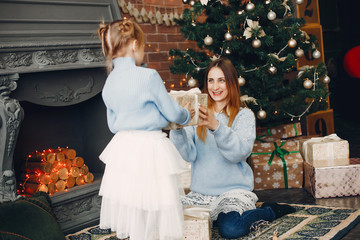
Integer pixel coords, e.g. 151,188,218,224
117,0,182,26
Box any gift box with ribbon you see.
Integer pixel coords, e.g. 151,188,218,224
183,206,212,240
164,88,208,130
256,122,302,140
304,158,360,198
250,140,303,190
299,133,349,168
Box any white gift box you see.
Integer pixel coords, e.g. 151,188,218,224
165,88,208,130
299,133,349,167
183,206,211,240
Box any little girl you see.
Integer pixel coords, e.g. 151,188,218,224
97,19,191,240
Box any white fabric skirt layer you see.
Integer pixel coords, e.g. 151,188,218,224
99,130,186,240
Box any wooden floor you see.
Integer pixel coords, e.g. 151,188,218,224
254,188,360,239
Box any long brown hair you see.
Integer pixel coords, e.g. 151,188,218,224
97,18,145,74
196,58,246,142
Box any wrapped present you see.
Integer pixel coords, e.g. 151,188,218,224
304,158,360,198
256,122,302,140
183,206,211,240
165,88,208,130
250,140,303,190
299,133,349,167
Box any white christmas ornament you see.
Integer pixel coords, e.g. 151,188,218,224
188,77,197,87
296,0,304,4
252,38,261,48
295,48,304,58
238,76,246,86
257,110,267,120
224,31,233,41
268,64,277,74
303,78,313,89
322,75,331,84
288,38,297,48
200,0,209,5
225,48,231,54
312,49,321,59
204,35,213,45
267,10,277,20
246,2,255,11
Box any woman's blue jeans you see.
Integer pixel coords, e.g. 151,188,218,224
213,206,276,239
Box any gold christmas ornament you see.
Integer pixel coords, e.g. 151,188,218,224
238,76,246,86
257,109,267,120
246,2,255,11
288,38,297,48
303,78,313,89
268,64,277,74
204,35,213,45
322,75,331,84
252,38,261,48
267,10,276,20
295,48,304,58
312,49,321,59
238,10,244,15
188,77,197,87
224,31,233,41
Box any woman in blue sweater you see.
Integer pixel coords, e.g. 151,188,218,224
170,58,295,239
97,19,191,240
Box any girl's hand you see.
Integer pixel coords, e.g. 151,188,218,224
197,105,219,131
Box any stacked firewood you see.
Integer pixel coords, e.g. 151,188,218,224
20,148,94,195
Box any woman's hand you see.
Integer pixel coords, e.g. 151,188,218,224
197,105,219,131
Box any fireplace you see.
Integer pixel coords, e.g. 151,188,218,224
0,0,121,234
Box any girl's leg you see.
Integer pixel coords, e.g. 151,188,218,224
214,207,275,239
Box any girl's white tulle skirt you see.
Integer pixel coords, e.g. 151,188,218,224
99,130,186,240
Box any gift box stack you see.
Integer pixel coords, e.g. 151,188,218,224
250,122,304,190
300,134,360,198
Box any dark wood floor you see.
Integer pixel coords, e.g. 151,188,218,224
254,188,360,239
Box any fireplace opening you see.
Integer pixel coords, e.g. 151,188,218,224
13,89,113,190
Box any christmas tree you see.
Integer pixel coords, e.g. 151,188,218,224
169,0,330,127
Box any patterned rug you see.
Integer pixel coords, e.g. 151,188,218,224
65,203,360,240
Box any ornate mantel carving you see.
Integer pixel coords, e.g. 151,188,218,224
0,0,122,202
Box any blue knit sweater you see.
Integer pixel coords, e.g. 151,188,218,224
170,108,256,196
102,57,190,133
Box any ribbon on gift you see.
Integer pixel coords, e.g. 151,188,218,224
183,206,211,220
251,141,300,189
301,133,341,166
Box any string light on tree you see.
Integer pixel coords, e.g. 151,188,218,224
312,49,321,59
267,10,276,21
204,35,213,45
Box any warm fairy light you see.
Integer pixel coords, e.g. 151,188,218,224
168,57,172,60
28,155,32,158
180,82,183,87
170,84,175,88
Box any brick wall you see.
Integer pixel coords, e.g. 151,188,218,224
119,0,197,90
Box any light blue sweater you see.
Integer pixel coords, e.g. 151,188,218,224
170,108,256,196
102,57,190,133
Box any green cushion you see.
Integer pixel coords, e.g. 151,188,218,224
0,192,65,240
